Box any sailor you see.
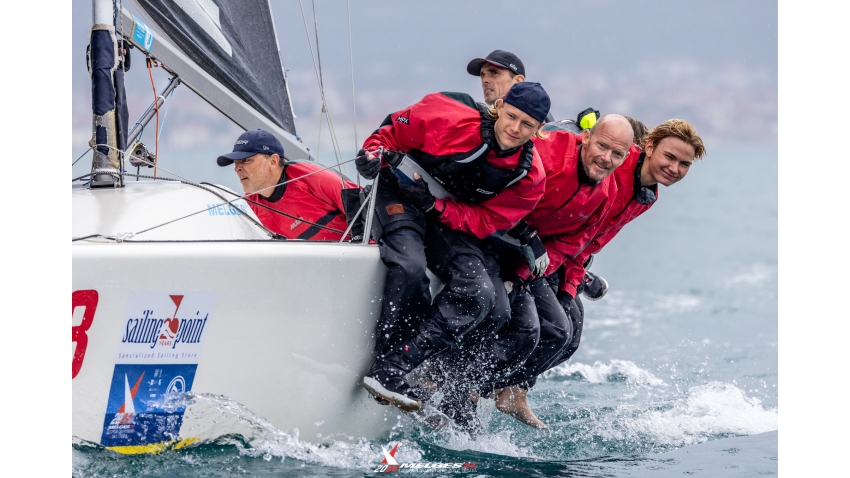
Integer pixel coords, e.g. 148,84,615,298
467,50,555,122
355,82,550,413
531,114,651,370
493,118,706,428
216,129,361,241
540,115,650,304
443,50,599,382
463,50,603,381
454,114,634,429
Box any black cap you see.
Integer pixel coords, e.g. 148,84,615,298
467,50,525,76
217,129,285,166
503,82,550,123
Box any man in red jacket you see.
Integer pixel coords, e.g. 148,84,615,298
492,118,706,428
445,115,633,425
355,83,550,413
467,49,555,123
216,129,360,241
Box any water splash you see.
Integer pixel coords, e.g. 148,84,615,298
541,359,667,386
177,392,423,469
564,381,778,452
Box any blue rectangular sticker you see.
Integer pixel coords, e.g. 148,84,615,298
100,363,197,447
132,19,154,51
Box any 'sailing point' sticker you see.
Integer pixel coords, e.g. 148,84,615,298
101,291,216,448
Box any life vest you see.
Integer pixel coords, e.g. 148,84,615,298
403,102,534,204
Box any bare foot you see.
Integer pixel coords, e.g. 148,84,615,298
494,386,548,429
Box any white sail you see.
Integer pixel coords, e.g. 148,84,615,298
123,374,136,415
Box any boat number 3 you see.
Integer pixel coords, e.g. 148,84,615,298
72,290,99,379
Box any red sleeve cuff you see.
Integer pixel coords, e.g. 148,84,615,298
433,197,446,215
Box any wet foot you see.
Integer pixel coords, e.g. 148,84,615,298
494,386,548,429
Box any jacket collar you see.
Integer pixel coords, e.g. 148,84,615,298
633,152,657,205
263,168,287,202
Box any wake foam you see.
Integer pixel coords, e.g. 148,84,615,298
175,392,532,466
591,381,778,447
541,359,666,386
177,393,424,468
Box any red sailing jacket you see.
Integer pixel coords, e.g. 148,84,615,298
559,147,655,297
246,161,359,241
514,130,614,280
362,92,546,239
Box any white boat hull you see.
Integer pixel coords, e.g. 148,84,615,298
72,182,396,451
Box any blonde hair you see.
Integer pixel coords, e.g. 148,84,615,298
488,103,548,139
642,119,706,159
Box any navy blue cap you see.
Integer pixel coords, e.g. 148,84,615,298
217,129,285,166
503,82,550,123
467,50,526,76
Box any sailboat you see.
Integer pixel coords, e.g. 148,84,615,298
72,0,394,453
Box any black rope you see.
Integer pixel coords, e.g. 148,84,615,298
72,234,104,242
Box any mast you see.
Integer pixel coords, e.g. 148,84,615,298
90,0,128,188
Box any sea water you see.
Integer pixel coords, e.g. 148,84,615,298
72,145,778,476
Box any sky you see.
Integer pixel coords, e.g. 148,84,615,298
71,0,777,191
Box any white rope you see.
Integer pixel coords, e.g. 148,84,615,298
114,232,135,242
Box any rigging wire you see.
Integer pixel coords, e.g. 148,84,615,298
299,0,346,183
158,87,176,138
72,146,94,166
311,1,347,184
346,0,359,186
73,142,361,240
95,158,358,241
72,172,349,240
338,187,372,243
86,142,195,184
316,106,322,164
147,58,160,179
201,182,348,236
76,4,369,242
310,0,346,183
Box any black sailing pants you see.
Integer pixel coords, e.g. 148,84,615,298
435,242,539,394
370,174,432,360
368,173,507,377
492,280,584,391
